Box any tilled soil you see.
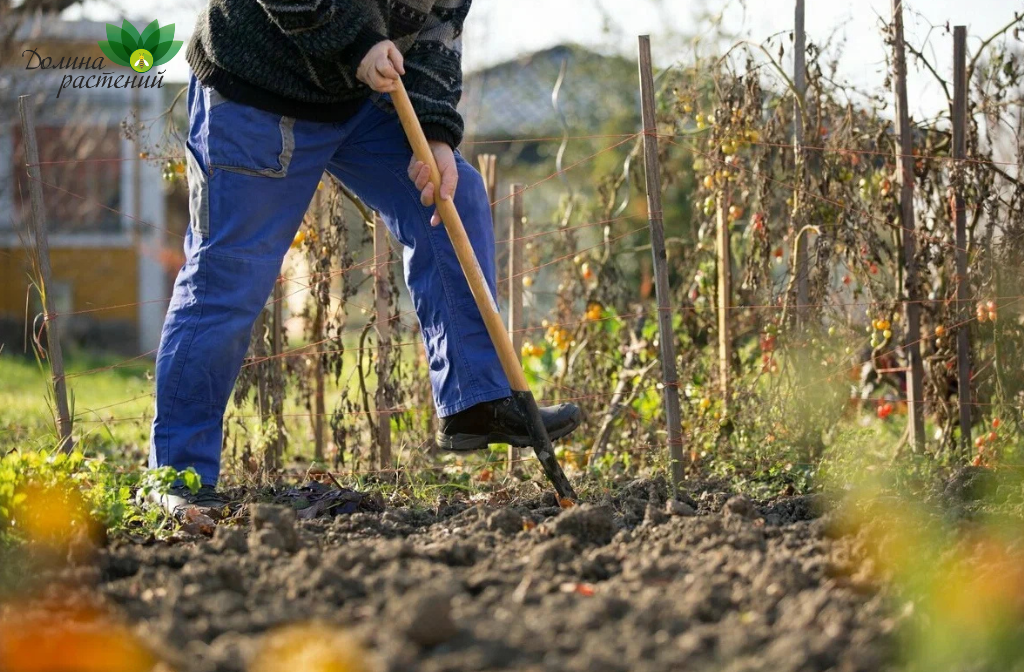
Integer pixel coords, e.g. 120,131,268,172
26,480,897,672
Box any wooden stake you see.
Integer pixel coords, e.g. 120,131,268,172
716,192,732,407
638,35,686,492
391,78,577,501
312,188,326,462
271,282,285,469
253,310,273,472
313,302,325,462
373,214,393,470
890,0,926,450
18,95,73,453
793,0,810,324
508,185,525,361
477,153,497,224
507,183,525,474
952,26,972,453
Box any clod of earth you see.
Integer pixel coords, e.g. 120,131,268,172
723,494,759,519
486,507,523,535
393,584,460,648
540,504,617,545
249,503,300,553
211,525,247,554
665,499,696,517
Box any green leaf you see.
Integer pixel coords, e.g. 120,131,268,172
153,39,182,65
180,468,201,494
120,19,141,53
140,19,161,52
98,41,131,67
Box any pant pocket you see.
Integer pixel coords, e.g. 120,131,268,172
186,143,210,238
206,94,295,178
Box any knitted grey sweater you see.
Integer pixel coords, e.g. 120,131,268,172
186,0,471,147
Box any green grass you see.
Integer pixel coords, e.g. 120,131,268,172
0,342,440,483
0,350,154,463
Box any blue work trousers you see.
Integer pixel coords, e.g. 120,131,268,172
150,75,509,484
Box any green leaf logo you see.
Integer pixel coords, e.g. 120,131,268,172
98,19,182,71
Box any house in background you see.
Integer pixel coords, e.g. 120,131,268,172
453,44,648,310
459,44,640,160
0,14,178,356
456,43,642,226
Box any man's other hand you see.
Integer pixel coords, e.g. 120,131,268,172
407,141,458,227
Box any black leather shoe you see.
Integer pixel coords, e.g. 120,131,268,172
148,484,229,519
436,397,581,452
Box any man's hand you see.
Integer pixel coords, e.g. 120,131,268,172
356,40,404,93
407,141,458,226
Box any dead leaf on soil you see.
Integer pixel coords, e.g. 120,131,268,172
559,582,596,597
274,481,385,520
468,488,513,507
181,508,216,536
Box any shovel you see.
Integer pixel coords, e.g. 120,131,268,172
391,78,578,503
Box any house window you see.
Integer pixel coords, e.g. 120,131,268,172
12,125,122,234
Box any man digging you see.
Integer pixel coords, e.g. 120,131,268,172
150,0,581,513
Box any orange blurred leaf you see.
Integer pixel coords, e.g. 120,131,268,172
0,608,158,672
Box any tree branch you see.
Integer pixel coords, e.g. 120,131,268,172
967,12,1024,84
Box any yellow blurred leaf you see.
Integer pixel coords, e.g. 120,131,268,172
250,622,372,672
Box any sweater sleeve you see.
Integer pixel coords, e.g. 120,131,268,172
255,0,386,67
402,0,471,147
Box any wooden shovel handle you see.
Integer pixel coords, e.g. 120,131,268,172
390,79,529,392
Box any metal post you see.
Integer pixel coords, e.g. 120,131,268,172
890,0,926,450
637,35,686,492
18,95,73,452
952,26,972,453
374,215,393,470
